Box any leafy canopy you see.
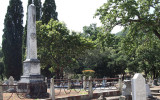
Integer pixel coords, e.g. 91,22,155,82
95,0,160,39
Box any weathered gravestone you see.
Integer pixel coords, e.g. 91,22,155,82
9,76,14,85
18,2,48,98
122,80,132,100
146,84,152,98
132,73,146,100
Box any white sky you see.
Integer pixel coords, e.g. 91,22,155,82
0,0,123,45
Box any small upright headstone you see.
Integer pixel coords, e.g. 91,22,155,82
146,84,152,97
83,76,86,89
132,73,146,100
152,79,158,86
122,80,131,96
102,77,106,87
9,76,14,89
118,75,123,93
9,76,14,85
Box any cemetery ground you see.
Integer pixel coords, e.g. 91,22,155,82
2,88,118,100
3,86,160,100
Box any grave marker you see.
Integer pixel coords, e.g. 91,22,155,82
131,73,146,100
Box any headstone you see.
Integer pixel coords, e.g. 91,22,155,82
8,76,14,90
118,75,123,93
152,79,158,86
9,76,14,86
122,80,131,96
146,84,152,97
122,80,132,100
102,77,106,87
131,73,146,100
18,3,48,98
83,76,86,89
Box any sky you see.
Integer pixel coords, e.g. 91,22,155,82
0,0,123,45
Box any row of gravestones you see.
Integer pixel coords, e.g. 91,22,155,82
0,76,15,99
122,73,154,100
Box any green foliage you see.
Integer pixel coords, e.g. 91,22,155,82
2,0,23,80
95,0,160,39
42,0,58,24
36,19,94,78
82,24,102,41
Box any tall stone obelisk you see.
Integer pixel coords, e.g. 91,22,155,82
19,3,48,98
20,4,41,82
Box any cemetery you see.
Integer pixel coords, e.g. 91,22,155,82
0,0,160,100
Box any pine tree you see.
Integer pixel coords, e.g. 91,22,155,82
42,0,58,24
22,0,42,60
2,0,23,80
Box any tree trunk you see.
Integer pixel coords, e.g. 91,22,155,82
153,30,160,40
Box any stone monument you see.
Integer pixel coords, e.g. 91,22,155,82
131,73,146,100
18,3,48,98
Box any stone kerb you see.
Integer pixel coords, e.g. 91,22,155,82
131,73,146,100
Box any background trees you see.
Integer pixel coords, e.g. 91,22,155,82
42,0,58,24
36,19,94,79
2,0,23,80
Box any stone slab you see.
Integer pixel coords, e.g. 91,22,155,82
132,73,147,100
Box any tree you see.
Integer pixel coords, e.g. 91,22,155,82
42,0,58,24
82,24,101,41
22,0,42,60
36,19,94,78
95,0,160,39
0,47,4,80
2,0,23,80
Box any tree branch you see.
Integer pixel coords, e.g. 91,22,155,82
153,29,160,40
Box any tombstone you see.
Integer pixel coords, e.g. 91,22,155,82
18,3,48,98
118,75,123,93
83,76,86,89
8,76,16,92
146,84,152,97
9,76,14,86
102,77,106,87
152,79,158,86
122,80,132,100
132,73,147,100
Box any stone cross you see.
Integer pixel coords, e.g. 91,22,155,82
131,73,146,100
26,4,37,60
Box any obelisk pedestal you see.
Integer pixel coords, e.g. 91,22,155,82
18,4,48,98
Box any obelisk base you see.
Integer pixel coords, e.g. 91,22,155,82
18,75,49,98
18,60,49,98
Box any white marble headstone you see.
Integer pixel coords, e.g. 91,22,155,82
131,73,146,100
